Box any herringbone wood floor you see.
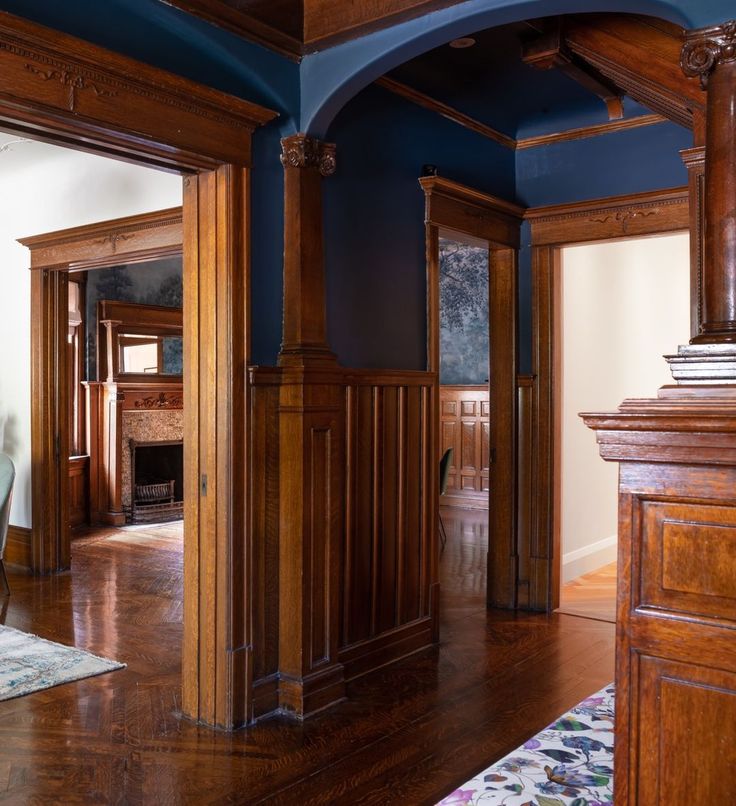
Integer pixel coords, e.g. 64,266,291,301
0,512,614,805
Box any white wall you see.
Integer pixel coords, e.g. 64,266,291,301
560,233,690,582
0,135,182,528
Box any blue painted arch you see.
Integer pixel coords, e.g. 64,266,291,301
300,0,732,137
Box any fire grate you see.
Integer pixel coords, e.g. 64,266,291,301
135,479,175,504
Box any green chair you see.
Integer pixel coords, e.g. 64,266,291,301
0,453,15,596
439,447,453,550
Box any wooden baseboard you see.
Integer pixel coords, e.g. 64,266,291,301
5,525,32,571
338,617,434,682
440,492,488,510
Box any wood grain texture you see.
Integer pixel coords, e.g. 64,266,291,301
557,561,617,623
439,386,489,509
0,513,615,804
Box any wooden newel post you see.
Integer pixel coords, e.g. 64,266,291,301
276,134,346,718
581,21,736,804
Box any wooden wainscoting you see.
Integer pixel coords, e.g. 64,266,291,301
439,385,489,509
249,366,437,716
340,370,436,680
5,525,32,571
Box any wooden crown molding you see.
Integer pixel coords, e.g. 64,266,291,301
682,20,736,88
378,76,670,151
0,11,277,170
280,133,336,175
421,175,525,219
18,207,183,270
525,186,689,245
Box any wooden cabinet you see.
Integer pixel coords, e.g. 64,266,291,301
439,385,489,508
583,387,736,804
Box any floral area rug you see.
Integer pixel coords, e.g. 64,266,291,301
437,684,615,806
0,624,125,701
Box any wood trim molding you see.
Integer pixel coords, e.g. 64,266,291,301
19,207,182,271
376,76,516,150
529,189,691,613
5,524,32,571
525,186,689,245
378,76,671,152
0,11,277,170
515,113,667,149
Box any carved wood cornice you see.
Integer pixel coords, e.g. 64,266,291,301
280,134,336,176
682,20,736,88
0,11,277,170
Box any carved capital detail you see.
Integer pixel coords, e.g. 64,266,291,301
280,134,336,176
682,20,736,88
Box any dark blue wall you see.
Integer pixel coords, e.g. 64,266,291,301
324,84,515,370
516,120,692,372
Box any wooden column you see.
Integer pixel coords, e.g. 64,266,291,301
581,21,736,804
182,164,250,730
276,134,345,718
682,22,736,343
681,146,705,339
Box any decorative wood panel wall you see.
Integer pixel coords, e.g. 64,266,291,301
249,367,437,714
439,385,489,509
340,371,436,679
68,455,89,529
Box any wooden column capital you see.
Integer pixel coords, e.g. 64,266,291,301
280,134,336,177
681,20,736,88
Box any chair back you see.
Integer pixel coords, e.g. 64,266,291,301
439,447,454,497
0,453,15,560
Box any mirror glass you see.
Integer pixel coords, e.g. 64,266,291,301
119,334,183,375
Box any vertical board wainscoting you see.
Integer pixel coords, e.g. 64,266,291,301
249,367,437,717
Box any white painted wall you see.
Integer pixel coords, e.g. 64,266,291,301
560,233,690,582
0,135,181,528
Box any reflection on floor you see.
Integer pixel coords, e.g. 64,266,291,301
557,562,617,623
0,512,614,804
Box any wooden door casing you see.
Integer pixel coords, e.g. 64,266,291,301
439,385,489,509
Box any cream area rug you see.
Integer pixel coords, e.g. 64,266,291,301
437,684,615,806
0,624,125,701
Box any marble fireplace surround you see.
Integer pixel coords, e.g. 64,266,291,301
121,409,184,512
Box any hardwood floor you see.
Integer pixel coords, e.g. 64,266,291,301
0,513,614,805
557,561,617,623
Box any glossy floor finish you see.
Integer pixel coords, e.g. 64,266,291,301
0,514,614,805
557,562,617,623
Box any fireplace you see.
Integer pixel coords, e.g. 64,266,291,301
129,439,183,523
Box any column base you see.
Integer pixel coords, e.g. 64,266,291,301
666,343,736,384
278,664,346,720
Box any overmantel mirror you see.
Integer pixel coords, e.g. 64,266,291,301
98,299,183,382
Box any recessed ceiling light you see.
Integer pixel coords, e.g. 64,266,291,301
449,37,476,49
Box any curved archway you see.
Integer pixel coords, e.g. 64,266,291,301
299,0,697,136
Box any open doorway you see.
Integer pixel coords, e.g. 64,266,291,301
555,232,690,621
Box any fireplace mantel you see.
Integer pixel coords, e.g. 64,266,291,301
85,379,183,525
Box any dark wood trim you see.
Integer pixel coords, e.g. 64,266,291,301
681,146,705,339
530,189,691,613
0,12,275,171
19,207,182,271
515,113,668,149
525,186,689,244
376,76,516,150
376,77,670,152
5,524,32,571
3,9,275,730
422,176,523,609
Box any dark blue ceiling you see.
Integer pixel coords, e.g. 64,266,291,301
386,20,653,139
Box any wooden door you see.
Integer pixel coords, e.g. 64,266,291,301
439,385,489,508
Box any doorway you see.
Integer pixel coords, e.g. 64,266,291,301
555,232,690,621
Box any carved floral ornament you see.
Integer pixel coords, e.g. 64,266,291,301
280,134,337,176
681,20,736,88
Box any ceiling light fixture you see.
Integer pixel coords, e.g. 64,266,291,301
449,37,476,49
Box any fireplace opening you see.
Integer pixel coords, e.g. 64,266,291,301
130,439,183,523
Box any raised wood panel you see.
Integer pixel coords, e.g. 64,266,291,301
4,525,31,571
341,373,435,675
640,500,736,622
68,455,89,529
636,655,736,805
439,386,489,509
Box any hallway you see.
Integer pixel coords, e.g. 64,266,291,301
0,515,614,804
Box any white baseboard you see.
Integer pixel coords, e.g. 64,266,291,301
562,535,617,584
